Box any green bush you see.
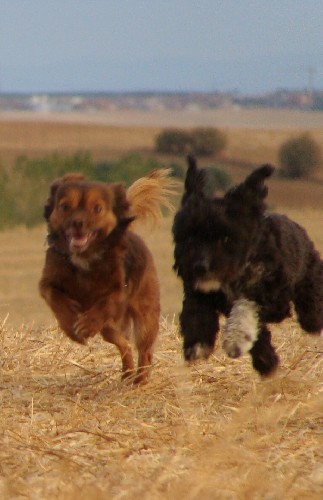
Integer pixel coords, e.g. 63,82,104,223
155,129,193,155
155,127,227,157
95,153,163,186
94,161,114,182
191,128,227,156
279,133,321,179
206,167,232,193
0,168,17,229
169,162,185,179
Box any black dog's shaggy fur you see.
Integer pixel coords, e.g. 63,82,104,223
173,156,322,376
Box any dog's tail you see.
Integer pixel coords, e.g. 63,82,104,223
127,168,179,226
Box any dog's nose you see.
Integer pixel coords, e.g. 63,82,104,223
72,219,84,230
193,262,208,276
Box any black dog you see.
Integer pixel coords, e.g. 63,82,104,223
173,156,322,376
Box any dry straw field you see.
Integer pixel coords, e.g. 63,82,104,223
0,110,322,499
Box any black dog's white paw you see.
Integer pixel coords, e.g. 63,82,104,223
222,298,259,358
184,343,213,361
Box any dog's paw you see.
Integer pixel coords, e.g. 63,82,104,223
184,343,213,362
250,347,280,377
66,297,82,314
222,298,259,358
73,313,100,343
222,335,254,359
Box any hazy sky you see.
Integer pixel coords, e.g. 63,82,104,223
1,0,322,94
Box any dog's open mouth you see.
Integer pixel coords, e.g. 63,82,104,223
68,232,97,252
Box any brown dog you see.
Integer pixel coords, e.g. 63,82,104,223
39,169,175,383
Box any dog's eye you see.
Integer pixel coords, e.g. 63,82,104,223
93,204,103,214
59,202,70,212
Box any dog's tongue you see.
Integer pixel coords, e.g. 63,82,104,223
70,235,89,249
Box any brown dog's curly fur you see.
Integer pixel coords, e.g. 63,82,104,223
173,156,323,377
39,169,175,383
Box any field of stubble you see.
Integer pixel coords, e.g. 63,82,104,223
0,111,322,499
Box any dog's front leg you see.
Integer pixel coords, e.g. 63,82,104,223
222,298,279,376
249,324,280,377
180,292,220,361
73,292,126,343
39,282,82,343
222,298,260,358
73,308,104,343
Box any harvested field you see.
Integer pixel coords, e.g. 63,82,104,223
2,106,323,129
0,309,322,498
1,108,323,170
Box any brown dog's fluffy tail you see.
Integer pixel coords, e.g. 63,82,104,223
127,168,178,226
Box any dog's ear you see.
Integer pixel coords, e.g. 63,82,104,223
243,164,274,197
44,173,86,221
112,183,131,219
225,164,274,215
182,155,208,205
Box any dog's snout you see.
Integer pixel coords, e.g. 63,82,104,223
193,262,208,276
72,218,84,230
